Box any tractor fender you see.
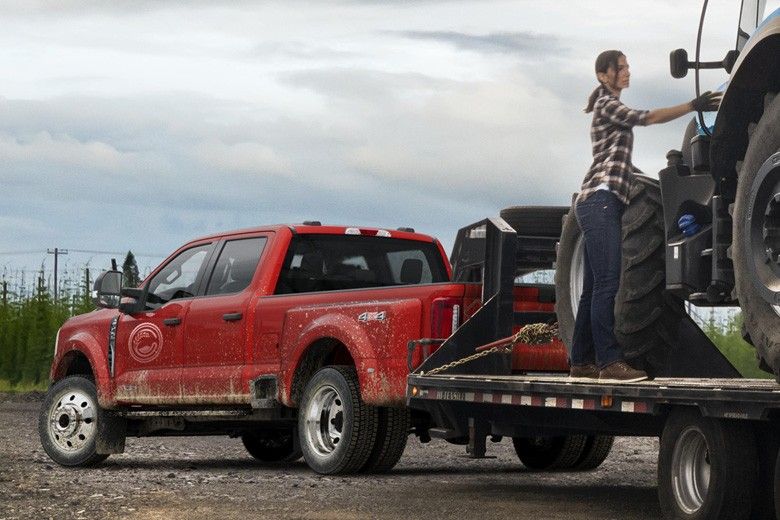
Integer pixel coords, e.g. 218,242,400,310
711,16,780,186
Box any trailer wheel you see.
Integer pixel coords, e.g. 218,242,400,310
298,366,378,475
500,206,569,237
38,376,111,467
732,92,780,380
360,407,410,473
658,409,757,520
555,175,680,375
572,435,614,471
512,434,587,471
241,429,302,463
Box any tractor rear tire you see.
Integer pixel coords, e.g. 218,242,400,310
555,175,681,375
732,92,780,379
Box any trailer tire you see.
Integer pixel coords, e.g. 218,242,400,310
38,376,112,467
241,429,302,463
731,92,780,380
500,206,569,237
572,434,614,471
360,407,410,473
555,175,680,375
512,434,587,471
298,366,378,475
658,409,757,520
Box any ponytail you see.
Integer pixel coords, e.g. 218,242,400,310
584,86,601,113
584,49,624,114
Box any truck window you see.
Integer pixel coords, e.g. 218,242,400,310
275,235,447,294
205,237,267,296
146,243,213,305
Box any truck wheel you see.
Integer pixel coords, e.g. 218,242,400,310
361,407,410,473
38,376,110,467
242,429,302,463
572,434,614,471
732,92,780,379
555,175,680,375
512,434,587,470
298,366,378,475
658,409,756,520
500,206,569,237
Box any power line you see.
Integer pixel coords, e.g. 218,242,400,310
0,248,165,258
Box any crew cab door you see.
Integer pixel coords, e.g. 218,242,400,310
114,241,215,404
180,235,268,403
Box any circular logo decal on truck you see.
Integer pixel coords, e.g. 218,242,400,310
128,323,164,363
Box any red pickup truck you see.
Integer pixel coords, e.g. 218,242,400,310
39,220,567,474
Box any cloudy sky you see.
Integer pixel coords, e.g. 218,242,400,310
0,0,768,281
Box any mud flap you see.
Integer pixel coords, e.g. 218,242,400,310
96,412,127,455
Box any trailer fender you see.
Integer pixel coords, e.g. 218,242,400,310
711,17,780,187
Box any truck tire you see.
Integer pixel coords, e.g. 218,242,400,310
360,406,410,473
38,376,111,467
555,175,680,375
731,92,780,379
512,434,587,471
242,429,302,463
298,365,378,475
572,434,614,471
658,409,756,520
500,206,569,237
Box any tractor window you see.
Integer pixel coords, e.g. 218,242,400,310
275,235,448,294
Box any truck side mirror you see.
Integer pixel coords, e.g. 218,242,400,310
92,270,123,309
670,48,689,78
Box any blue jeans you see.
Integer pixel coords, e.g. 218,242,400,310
571,190,624,369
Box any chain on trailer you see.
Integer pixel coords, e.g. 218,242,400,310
421,323,559,376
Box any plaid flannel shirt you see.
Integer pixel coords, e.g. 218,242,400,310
577,86,649,205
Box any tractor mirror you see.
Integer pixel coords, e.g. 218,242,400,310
92,270,123,309
723,50,739,74
670,49,689,78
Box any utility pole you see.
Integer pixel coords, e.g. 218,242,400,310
47,248,68,302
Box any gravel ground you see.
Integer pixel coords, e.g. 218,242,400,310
0,392,662,520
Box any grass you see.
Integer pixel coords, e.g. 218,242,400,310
0,379,48,393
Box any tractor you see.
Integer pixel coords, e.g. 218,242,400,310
551,0,780,379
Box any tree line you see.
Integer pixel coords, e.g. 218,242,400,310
0,252,140,389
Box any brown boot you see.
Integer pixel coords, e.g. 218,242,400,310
570,364,599,378
598,361,648,383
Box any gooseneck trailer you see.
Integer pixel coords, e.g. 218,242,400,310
407,218,780,520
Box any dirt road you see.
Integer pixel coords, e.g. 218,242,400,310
0,393,661,519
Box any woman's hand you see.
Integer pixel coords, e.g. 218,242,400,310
690,91,723,112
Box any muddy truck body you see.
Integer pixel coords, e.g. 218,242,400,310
40,223,567,475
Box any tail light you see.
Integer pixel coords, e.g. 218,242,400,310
431,297,462,339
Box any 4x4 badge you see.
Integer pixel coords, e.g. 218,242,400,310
358,311,386,323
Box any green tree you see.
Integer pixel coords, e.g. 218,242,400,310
122,250,140,288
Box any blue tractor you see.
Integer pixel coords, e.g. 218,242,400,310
555,0,780,379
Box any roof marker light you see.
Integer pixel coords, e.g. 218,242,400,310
345,228,360,235
376,229,391,238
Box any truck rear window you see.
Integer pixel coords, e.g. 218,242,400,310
274,235,448,294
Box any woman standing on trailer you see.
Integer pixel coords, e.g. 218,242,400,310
570,50,720,382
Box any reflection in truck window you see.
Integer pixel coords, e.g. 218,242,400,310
275,235,447,294
206,237,267,296
146,244,212,304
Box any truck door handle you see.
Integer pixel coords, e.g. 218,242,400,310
163,317,181,326
223,312,243,322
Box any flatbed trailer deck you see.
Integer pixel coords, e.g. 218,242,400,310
406,217,780,519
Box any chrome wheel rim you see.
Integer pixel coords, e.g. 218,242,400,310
304,385,345,457
671,426,711,514
570,234,585,317
47,388,97,453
